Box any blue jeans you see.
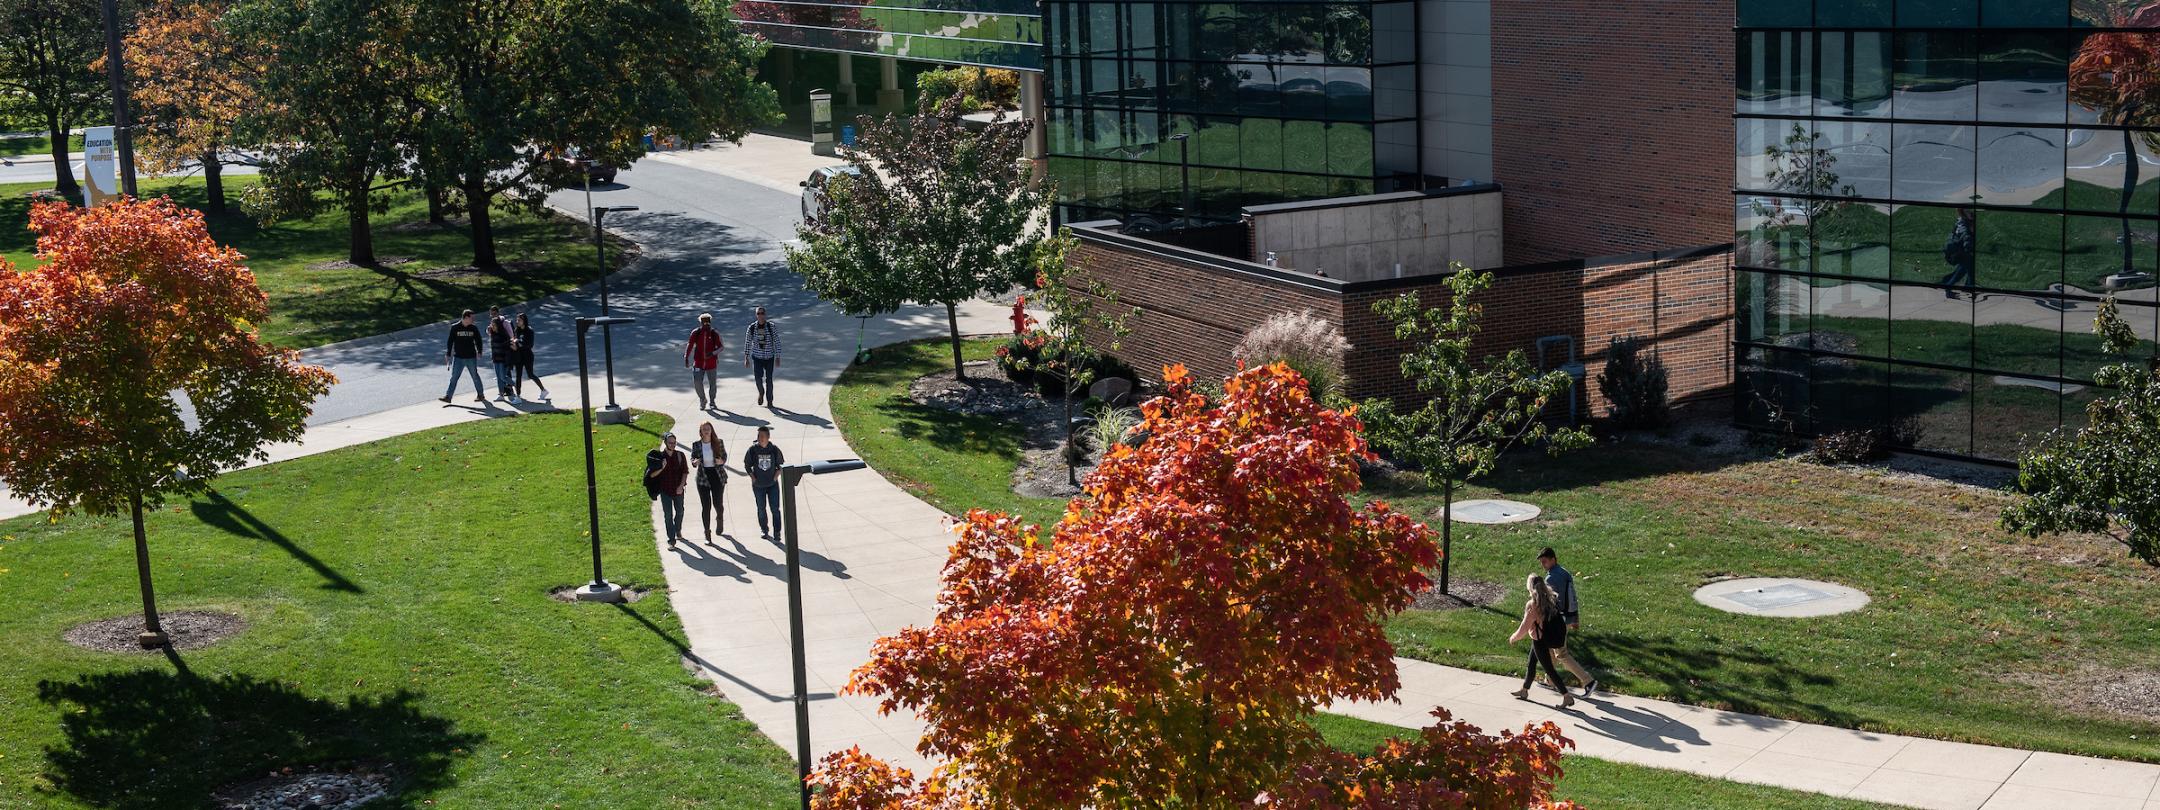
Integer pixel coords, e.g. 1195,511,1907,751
445,357,484,399
658,492,686,540
751,357,775,404
1939,261,1975,290
753,484,781,537
493,361,515,396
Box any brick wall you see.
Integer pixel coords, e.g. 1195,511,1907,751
1070,224,1735,418
1490,0,1731,265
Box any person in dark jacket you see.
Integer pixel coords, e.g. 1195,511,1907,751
690,421,728,544
647,431,691,548
743,307,781,408
1539,547,1598,696
743,425,785,539
512,312,548,401
487,305,517,402
441,310,487,404
1939,208,1977,299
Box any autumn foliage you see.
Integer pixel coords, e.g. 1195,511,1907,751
809,363,1575,808
0,198,334,640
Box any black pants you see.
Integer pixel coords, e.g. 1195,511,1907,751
695,481,722,536
751,357,775,404
515,354,544,394
1525,640,1567,690
1939,261,1975,290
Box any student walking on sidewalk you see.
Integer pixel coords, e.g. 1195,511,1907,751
647,431,691,548
1540,547,1599,696
744,425,785,540
512,312,548,401
690,422,728,544
744,306,781,408
684,313,725,409
1508,573,1577,708
487,306,518,402
441,310,486,404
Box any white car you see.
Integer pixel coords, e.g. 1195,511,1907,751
799,165,863,221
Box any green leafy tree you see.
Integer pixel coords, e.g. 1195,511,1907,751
2003,296,2160,565
0,0,106,201
406,0,776,269
225,0,418,267
789,93,1050,380
1361,266,1593,594
0,199,335,646
1030,229,1138,485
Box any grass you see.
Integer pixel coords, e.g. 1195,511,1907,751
1311,714,1899,810
831,337,1068,528
2,176,616,350
0,134,82,158
1378,442,2160,763
833,336,2160,763
1758,190,2160,294
0,412,799,807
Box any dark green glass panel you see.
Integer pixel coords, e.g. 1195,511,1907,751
1740,0,1812,27
1983,0,2065,26
1898,0,1977,27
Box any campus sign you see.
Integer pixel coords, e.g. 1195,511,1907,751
81,127,119,207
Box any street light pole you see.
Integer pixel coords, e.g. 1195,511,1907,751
574,315,636,603
781,458,868,810
1169,133,1192,230
591,206,637,426
99,0,138,196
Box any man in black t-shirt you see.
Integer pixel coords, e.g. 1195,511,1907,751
441,310,486,404
744,425,786,540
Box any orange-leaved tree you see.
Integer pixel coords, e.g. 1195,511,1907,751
809,363,1575,808
2069,4,2160,280
0,198,335,647
115,0,257,213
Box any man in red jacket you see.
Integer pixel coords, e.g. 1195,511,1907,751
684,313,725,409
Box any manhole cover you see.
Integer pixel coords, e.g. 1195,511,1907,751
1694,577,1870,617
1448,499,1541,525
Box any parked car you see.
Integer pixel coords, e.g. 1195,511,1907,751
800,165,863,221
549,156,620,186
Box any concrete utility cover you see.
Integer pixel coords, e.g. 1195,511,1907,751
1993,375,2085,395
1450,499,1542,524
1694,578,1870,618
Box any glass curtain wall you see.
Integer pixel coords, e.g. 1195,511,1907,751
735,0,1043,71
1736,0,2160,461
1044,0,1419,226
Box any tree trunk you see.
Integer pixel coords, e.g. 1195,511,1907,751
426,180,447,225
946,301,965,380
346,182,376,267
47,114,81,202
1064,345,1078,487
201,151,226,213
2121,125,2140,278
465,177,498,271
1439,476,1454,595
131,492,166,648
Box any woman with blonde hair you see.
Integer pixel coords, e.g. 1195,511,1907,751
1508,572,1576,707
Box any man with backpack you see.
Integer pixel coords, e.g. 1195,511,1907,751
684,313,725,410
1939,208,1977,299
1539,547,1599,696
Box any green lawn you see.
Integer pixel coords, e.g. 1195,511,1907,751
1311,714,1897,810
834,336,2160,764
832,338,1068,528
0,412,798,807
1378,443,2160,763
1761,190,2160,294
0,134,80,158
3,176,617,350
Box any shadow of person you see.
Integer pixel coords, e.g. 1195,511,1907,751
35,668,480,809
673,542,750,582
190,490,363,593
767,406,833,429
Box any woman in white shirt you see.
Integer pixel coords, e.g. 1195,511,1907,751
690,422,729,544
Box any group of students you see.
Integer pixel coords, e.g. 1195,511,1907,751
642,422,788,547
442,306,549,405
682,307,784,411
1509,546,1601,707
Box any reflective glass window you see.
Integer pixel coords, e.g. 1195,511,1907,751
1374,66,1415,119
1815,282,1892,357
1978,127,2066,207
1741,0,1812,27
1817,201,1895,278
1737,347,1817,432
1977,209,2065,293
1820,119,1894,199
1327,122,1374,175
1740,31,1816,116
1984,0,2065,27
1974,314,2065,380
2069,33,2160,125
1739,196,1814,271
2064,298,2159,380
1740,270,1814,343
1327,67,1376,120
1891,282,1975,367
1372,3,1413,63
1282,120,1327,173
2075,0,2160,27
1819,0,1893,27
1815,360,1892,434
2064,128,2160,212
1894,32,1977,120
1892,124,1977,203
1820,31,1894,118
1891,365,1972,455
2064,212,2158,290
1973,388,2057,460
1890,203,1967,283
1898,0,1978,27
1978,31,2067,124
1242,118,1283,170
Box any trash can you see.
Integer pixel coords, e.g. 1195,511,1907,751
841,125,857,147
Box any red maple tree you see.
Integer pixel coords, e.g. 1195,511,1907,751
809,363,1575,808
0,198,335,646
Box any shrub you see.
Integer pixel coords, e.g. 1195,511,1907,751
1086,405,1143,451
914,66,1020,112
1597,336,1670,430
995,333,1042,384
1810,419,1921,465
1234,310,1350,402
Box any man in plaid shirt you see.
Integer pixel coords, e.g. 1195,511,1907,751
743,306,781,408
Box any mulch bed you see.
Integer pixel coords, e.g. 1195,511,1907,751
1410,579,1509,612
2018,667,2160,722
213,765,395,810
306,257,414,271
547,584,650,603
909,361,1045,416
64,610,246,653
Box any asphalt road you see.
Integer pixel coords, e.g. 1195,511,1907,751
300,157,821,425
0,155,264,186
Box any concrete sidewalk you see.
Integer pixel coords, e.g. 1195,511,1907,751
644,133,845,198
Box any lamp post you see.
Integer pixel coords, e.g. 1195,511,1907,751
781,458,869,810
574,315,637,603
1169,133,1192,230
591,206,638,425
99,0,137,196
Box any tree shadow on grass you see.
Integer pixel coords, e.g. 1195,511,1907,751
870,397,1030,459
36,667,479,809
190,489,363,593
1573,628,1866,731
